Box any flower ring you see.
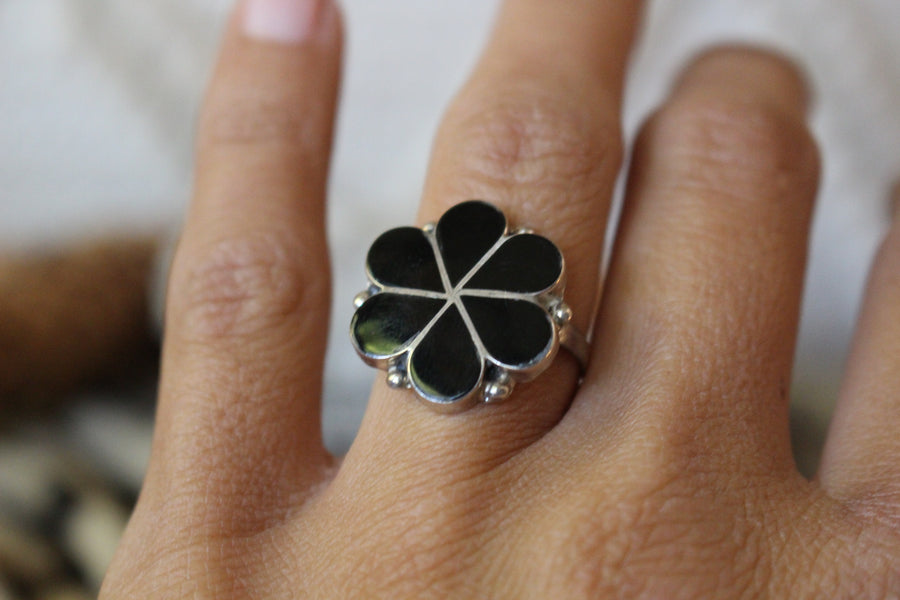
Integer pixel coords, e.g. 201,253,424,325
350,200,589,412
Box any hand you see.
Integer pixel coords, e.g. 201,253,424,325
100,0,900,597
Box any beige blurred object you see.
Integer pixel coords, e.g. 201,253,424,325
60,489,129,590
0,238,158,414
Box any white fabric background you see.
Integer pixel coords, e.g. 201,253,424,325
1,0,899,451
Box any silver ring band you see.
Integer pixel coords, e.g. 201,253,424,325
559,321,590,373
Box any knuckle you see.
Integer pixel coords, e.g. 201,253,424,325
648,96,819,202
171,232,326,340
447,90,623,192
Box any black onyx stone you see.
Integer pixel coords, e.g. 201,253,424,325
353,293,444,358
409,305,482,402
465,234,562,293
436,201,506,286
462,297,552,368
367,227,444,292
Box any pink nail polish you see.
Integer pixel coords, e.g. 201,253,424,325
242,0,327,44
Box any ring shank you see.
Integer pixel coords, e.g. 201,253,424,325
559,322,590,373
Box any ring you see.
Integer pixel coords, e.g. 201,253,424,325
350,200,589,412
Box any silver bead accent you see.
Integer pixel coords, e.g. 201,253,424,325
483,371,513,403
484,382,512,403
514,226,535,235
422,222,436,233
386,370,408,389
386,362,409,389
552,301,573,326
353,290,371,309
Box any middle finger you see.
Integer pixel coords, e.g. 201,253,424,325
348,0,643,476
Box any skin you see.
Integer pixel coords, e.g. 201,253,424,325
100,0,900,598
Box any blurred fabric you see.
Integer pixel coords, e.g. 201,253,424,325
1,0,899,596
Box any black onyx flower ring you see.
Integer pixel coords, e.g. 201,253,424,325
350,200,589,412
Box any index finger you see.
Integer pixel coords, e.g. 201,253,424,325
152,0,342,520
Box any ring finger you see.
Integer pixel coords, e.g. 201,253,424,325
345,0,643,476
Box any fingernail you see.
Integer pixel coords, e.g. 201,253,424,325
242,0,328,44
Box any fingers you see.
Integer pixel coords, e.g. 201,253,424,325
819,189,900,514
149,0,343,518
349,0,643,474
571,47,819,476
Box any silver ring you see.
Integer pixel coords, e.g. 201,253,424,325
350,200,589,412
